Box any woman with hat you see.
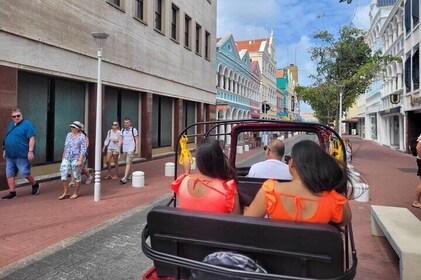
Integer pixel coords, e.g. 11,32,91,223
58,121,87,199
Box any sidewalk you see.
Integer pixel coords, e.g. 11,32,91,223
0,156,176,270
1,137,420,279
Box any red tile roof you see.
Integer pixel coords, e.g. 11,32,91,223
235,38,269,53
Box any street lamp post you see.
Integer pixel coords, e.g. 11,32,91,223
91,32,109,202
338,84,345,137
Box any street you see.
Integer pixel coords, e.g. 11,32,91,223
1,136,420,279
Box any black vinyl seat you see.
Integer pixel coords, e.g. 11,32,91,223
236,176,292,208
142,206,357,280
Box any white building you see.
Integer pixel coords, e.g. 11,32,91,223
379,0,405,151
364,0,396,142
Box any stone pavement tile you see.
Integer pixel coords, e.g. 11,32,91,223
348,136,417,279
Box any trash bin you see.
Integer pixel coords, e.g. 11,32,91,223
353,183,369,202
132,171,145,188
237,146,244,154
165,162,175,177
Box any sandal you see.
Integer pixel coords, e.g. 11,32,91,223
412,202,421,208
58,194,70,200
70,194,79,199
104,174,112,180
111,175,119,180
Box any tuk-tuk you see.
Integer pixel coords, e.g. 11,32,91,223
141,119,357,280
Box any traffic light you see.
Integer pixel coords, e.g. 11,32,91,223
261,103,270,113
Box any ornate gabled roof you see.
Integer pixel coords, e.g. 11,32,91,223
251,60,261,78
217,33,241,61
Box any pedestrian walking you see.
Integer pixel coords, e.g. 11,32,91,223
2,108,40,199
68,122,93,186
102,121,122,179
412,134,421,208
120,117,139,184
58,121,87,200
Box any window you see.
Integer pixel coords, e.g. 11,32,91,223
184,101,196,142
195,23,202,55
152,96,173,147
134,0,145,22
171,4,179,41
154,0,164,32
405,52,411,92
205,31,210,60
107,0,124,10
184,14,191,49
412,0,419,27
405,0,411,34
412,45,419,90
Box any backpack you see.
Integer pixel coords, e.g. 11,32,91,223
409,137,418,156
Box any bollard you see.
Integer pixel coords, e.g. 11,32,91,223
353,183,369,202
244,144,249,152
237,146,244,154
191,157,196,170
165,162,175,177
132,171,145,188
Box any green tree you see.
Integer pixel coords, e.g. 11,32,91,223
296,26,397,127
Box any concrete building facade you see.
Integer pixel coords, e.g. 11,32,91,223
0,0,216,185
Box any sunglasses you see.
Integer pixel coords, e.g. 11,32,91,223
12,114,21,118
112,123,118,126
263,145,271,151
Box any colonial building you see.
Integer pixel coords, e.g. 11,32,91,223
403,0,421,146
0,0,216,184
363,0,396,143
236,32,277,119
216,33,261,121
285,64,300,121
379,0,405,151
275,69,290,120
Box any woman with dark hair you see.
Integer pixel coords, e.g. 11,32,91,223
171,137,240,214
245,140,352,225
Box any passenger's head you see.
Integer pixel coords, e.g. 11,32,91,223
195,138,234,181
265,139,285,160
290,140,348,195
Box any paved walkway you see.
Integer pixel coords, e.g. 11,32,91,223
0,137,420,279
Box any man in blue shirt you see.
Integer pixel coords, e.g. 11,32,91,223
2,108,40,199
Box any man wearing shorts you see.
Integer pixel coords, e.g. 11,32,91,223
412,134,421,208
2,108,40,199
120,117,139,184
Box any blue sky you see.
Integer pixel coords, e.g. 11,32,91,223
217,0,371,112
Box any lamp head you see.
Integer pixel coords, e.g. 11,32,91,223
91,32,109,49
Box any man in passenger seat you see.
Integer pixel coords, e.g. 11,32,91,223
247,139,292,180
